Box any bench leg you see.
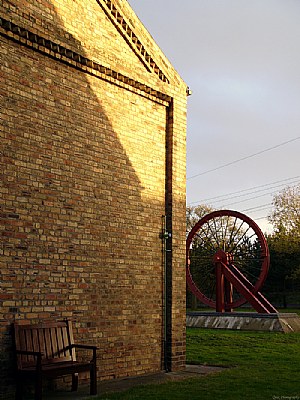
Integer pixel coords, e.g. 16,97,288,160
71,373,78,391
34,374,42,400
15,376,23,400
90,366,97,395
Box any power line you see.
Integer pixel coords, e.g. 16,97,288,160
241,203,272,213
255,216,269,221
189,176,300,205
198,183,298,211
217,191,275,208
187,136,300,180
210,180,297,207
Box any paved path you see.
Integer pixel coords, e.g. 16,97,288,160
42,365,225,399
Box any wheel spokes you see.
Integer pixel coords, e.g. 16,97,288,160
187,210,270,308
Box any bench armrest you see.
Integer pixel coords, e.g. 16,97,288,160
16,350,43,371
71,344,98,350
67,344,97,362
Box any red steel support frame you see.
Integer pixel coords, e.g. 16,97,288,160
214,250,277,314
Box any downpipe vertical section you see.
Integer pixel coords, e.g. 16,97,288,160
161,215,171,372
163,99,173,372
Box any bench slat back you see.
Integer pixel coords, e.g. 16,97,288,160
14,320,76,368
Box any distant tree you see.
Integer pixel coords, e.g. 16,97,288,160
267,184,300,260
265,234,300,307
268,184,300,248
265,185,300,307
186,204,214,234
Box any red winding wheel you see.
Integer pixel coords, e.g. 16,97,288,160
186,210,272,311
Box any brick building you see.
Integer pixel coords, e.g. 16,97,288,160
0,0,188,397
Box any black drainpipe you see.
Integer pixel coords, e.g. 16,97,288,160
162,99,174,372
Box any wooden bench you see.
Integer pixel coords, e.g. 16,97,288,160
13,320,98,400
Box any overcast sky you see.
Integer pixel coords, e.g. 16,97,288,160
128,0,300,233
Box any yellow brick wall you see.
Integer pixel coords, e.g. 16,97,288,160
0,0,187,397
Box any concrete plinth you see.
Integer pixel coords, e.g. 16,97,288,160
186,312,300,333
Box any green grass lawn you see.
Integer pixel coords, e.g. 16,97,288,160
98,326,300,400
